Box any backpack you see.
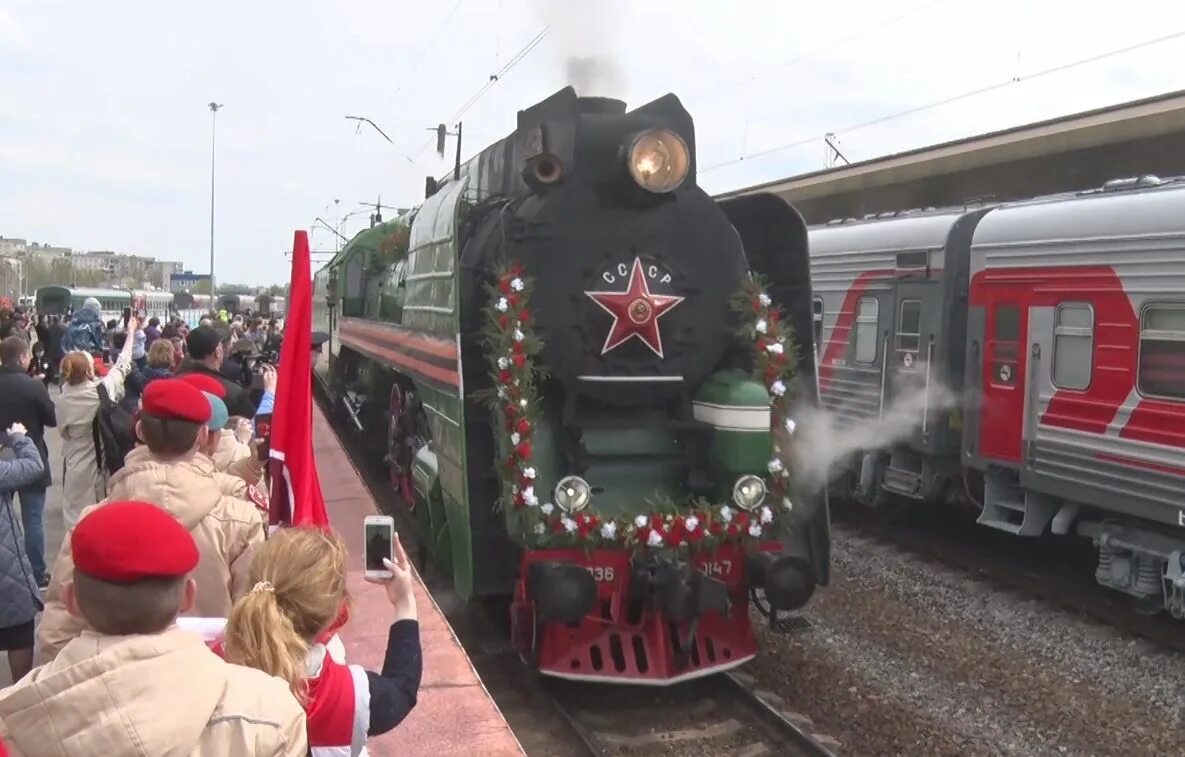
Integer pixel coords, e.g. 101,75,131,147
92,383,137,476
64,321,102,355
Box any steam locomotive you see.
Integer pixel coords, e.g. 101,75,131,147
313,87,829,683
809,175,1185,616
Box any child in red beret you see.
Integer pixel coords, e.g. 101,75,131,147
37,380,266,664
0,502,307,756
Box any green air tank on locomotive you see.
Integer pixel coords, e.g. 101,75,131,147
314,87,829,684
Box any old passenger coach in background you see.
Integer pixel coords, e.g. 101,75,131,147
34,286,173,323
313,87,830,684
810,175,1185,615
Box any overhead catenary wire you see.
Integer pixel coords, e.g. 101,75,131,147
389,0,467,100
413,26,552,157
702,27,1185,175
689,0,951,104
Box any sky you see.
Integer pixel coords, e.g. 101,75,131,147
2,0,1185,286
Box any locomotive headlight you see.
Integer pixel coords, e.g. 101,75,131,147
627,129,690,193
732,475,766,511
555,476,592,512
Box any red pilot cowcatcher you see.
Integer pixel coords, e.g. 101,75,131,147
585,258,684,358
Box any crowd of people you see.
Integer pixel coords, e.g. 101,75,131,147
0,297,420,756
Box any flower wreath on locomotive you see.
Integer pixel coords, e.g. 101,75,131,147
315,88,829,684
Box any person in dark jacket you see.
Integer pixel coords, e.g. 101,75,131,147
45,316,67,383
0,337,57,587
61,298,105,356
0,422,46,681
176,325,256,418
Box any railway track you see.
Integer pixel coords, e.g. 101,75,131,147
316,389,837,755
542,671,836,756
834,498,1185,654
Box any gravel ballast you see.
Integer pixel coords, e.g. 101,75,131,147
746,524,1185,756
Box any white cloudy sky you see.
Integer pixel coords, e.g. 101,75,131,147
2,0,1184,285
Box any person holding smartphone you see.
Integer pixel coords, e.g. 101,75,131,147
220,526,422,755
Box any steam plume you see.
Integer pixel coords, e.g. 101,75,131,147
531,0,627,97
788,382,959,492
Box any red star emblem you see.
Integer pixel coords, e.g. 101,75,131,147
585,258,684,358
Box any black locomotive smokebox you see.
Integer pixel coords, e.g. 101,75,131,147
499,183,748,407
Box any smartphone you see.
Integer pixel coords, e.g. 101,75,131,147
364,515,395,578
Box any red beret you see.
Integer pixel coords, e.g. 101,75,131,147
174,373,227,399
142,380,212,424
73,501,198,582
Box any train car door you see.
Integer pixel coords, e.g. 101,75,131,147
978,297,1026,465
888,279,934,435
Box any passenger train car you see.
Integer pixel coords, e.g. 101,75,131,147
313,87,829,684
218,294,257,315
810,176,1185,616
34,286,173,323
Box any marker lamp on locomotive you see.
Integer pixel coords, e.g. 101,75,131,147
627,129,689,193
732,474,766,511
555,476,592,513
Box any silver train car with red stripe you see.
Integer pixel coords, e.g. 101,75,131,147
810,175,1185,615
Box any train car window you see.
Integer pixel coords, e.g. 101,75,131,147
1138,304,1185,400
1052,303,1093,390
896,300,921,353
812,297,824,352
854,297,878,363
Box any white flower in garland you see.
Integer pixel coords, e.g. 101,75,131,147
784,418,797,435
510,277,525,292
561,516,578,533
497,386,508,399
647,529,665,547
755,319,768,335
513,328,525,343
685,515,700,532
495,297,509,312
497,356,510,370
782,497,794,512
719,505,734,524
634,514,649,529
534,522,546,535
768,457,784,475
758,293,771,307
522,467,536,480
601,521,618,540
759,505,774,524
510,432,521,445
519,398,528,408
766,341,784,355
541,502,555,516
523,487,538,507
769,379,786,397
747,521,763,538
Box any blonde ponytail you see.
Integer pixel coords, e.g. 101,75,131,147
224,587,309,699
223,526,350,701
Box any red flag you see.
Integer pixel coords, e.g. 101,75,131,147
268,230,329,528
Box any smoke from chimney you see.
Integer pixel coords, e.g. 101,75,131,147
531,0,627,97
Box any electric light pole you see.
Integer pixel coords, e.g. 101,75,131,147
208,102,223,296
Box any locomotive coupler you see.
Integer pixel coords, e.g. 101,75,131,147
629,553,730,622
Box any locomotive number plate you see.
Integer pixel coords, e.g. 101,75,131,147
585,566,617,583
700,560,734,579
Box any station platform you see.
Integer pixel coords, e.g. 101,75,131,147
4,392,522,756
312,405,524,757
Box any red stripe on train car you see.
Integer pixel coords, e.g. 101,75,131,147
339,332,460,387
339,318,457,361
1094,452,1185,478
